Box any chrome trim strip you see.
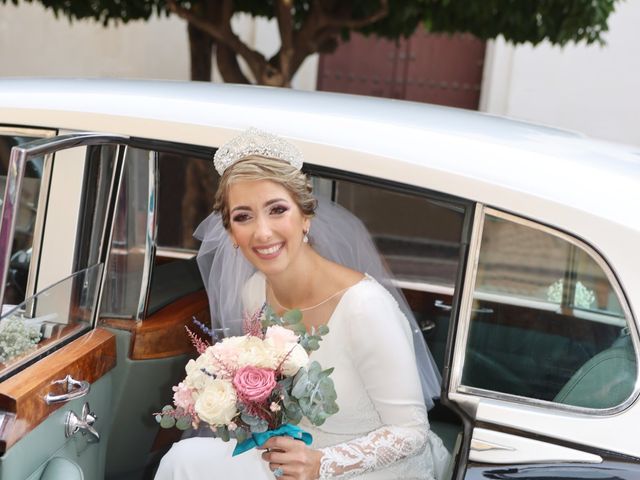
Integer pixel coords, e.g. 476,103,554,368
470,439,515,452
155,246,198,260
95,145,127,325
450,203,485,391
452,205,640,417
24,152,54,314
0,147,26,304
391,279,455,296
136,150,158,321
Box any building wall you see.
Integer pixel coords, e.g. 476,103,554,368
0,3,317,89
480,0,640,146
1,2,637,145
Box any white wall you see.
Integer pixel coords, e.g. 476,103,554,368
0,3,317,89
480,0,640,146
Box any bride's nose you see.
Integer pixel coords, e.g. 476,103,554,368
254,214,273,241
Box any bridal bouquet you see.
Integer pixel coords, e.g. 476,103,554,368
156,307,338,455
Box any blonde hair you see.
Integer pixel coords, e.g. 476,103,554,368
213,156,317,230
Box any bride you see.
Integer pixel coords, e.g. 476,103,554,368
155,128,450,479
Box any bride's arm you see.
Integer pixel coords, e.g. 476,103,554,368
318,285,431,479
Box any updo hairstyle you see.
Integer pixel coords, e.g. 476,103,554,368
213,155,317,230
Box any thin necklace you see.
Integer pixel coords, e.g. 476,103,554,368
268,284,351,312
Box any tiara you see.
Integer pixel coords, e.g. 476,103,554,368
213,128,304,176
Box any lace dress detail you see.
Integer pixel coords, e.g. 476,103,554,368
318,408,429,479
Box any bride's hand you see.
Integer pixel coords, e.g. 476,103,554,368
260,436,323,480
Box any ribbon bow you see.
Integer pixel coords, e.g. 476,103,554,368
232,424,313,456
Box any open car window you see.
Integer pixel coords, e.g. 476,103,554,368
460,209,638,410
0,264,102,379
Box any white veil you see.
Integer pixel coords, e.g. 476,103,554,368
194,196,442,410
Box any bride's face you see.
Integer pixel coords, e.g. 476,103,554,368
227,179,310,276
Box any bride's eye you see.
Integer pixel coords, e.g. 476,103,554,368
232,212,251,223
270,205,289,215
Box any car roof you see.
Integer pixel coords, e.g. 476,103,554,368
0,78,638,235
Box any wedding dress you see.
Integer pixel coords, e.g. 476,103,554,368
155,273,451,479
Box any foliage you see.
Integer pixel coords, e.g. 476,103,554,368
2,0,620,84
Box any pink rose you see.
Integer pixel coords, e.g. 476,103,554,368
265,325,299,349
233,366,277,403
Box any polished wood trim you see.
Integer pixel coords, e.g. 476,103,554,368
0,328,116,452
131,290,209,360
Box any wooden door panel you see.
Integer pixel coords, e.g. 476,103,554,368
0,328,116,452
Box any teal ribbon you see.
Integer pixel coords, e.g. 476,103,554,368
232,424,313,456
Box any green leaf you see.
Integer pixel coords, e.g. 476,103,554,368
159,415,176,429
283,309,302,325
317,324,329,336
176,416,192,430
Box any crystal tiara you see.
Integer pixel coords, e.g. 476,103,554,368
213,127,304,176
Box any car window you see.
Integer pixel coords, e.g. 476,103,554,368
461,211,637,409
99,147,153,320
0,132,47,307
325,177,466,374
156,152,218,252
147,152,215,315
0,264,102,378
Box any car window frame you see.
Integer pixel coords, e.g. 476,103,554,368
451,204,640,416
0,126,57,309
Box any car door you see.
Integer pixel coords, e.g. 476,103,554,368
448,206,640,479
0,132,127,480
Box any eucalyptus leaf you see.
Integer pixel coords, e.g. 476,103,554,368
176,416,191,430
159,415,176,429
283,309,302,325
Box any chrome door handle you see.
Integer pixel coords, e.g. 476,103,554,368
44,375,90,405
434,300,452,311
65,402,100,442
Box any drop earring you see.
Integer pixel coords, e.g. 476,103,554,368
303,229,309,244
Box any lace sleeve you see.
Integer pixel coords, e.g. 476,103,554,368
318,412,428,478
317,280,431,478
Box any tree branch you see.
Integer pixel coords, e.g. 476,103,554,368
317,0,389,29
286,0,390,77
275,0,295,86
166,0,268,82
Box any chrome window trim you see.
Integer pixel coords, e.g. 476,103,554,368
450,203,485,390
0,126,55,308
452,206,640,417
95,144,127,326
137,150,158,321
0,133,128,310
24,152,54,311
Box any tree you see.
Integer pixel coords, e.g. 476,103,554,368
2,0,621,85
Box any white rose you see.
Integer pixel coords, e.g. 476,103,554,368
280,343,309,376
194,379,237,426
185,355,215,391
237,336,277,369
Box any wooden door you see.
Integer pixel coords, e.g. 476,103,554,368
318,30,485,109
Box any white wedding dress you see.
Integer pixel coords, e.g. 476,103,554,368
155,273,451,479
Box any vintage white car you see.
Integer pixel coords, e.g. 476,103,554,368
0,79,637,480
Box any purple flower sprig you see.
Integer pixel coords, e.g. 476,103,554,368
192,316,213,338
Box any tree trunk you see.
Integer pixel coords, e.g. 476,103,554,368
188,22,214,81
216,44,251,84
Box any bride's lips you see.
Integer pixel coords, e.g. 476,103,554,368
252,242,285,260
